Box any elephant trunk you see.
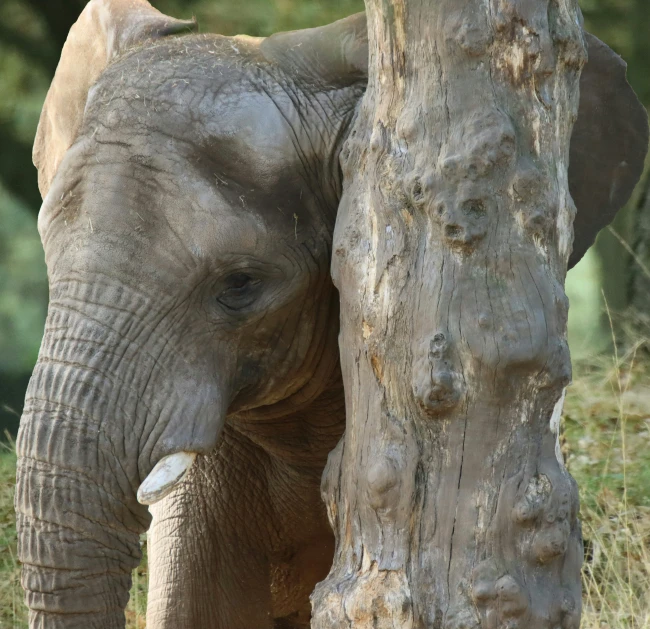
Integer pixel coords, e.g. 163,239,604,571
15,315,151,627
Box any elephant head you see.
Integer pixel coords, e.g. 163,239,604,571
16,1,646,627
16,1,367,626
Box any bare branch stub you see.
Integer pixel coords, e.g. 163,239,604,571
312,1,586,628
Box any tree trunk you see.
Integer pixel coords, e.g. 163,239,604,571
629,0,650,108
594,207,633,315
311,1,586,628
629,169,650,327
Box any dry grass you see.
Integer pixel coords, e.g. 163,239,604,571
580,498,650,628
0,347,649,627
0,437,21,628
563,337,650,629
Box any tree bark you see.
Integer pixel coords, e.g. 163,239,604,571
312,1,586,628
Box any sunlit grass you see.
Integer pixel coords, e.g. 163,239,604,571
0,437,21,628
562,323,650,628
580,498,650,628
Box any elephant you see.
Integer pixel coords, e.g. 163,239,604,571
15,1,647,628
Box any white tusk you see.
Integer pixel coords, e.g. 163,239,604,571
137,452,197,506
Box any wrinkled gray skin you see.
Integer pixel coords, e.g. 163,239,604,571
18,10,364,628
16,3,647,629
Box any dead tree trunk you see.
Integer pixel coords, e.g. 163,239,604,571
312,1,586,628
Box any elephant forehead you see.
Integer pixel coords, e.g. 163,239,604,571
85,38,314,192
41,166,281,288
38,36,329,283
193,99,306,192
39,143,291,289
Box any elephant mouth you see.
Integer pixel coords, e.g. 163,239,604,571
137,451,198,505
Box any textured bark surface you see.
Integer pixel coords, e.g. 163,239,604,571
311,1,586,628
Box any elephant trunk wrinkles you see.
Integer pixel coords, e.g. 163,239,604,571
16,315,151,627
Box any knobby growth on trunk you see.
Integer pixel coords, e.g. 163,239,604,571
312,1,586,628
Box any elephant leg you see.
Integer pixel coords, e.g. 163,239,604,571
146,428,277,629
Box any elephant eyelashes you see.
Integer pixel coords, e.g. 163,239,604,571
217,273,261,311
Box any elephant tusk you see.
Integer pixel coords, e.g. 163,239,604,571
137,452,197,506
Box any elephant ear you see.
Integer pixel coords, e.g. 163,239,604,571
261,19,647,269
260,12,367,88
33,0,196,198
568,33,649,268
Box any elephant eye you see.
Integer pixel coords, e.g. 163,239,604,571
217,273,261,311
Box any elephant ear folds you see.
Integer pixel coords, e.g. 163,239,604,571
260,12,368,87
568,33,649,269
33,0,196,198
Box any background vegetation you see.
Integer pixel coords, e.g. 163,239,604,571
0,0,649,626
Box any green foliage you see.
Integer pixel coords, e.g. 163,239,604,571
0,1,52,212
0,186,47,374
566,249,610,359
582,0,650,106
158,0,364,37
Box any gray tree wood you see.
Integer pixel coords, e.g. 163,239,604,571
312,1,586,627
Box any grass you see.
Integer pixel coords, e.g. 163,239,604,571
0,439,20,628
0,346,649,627
563,339,650,628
